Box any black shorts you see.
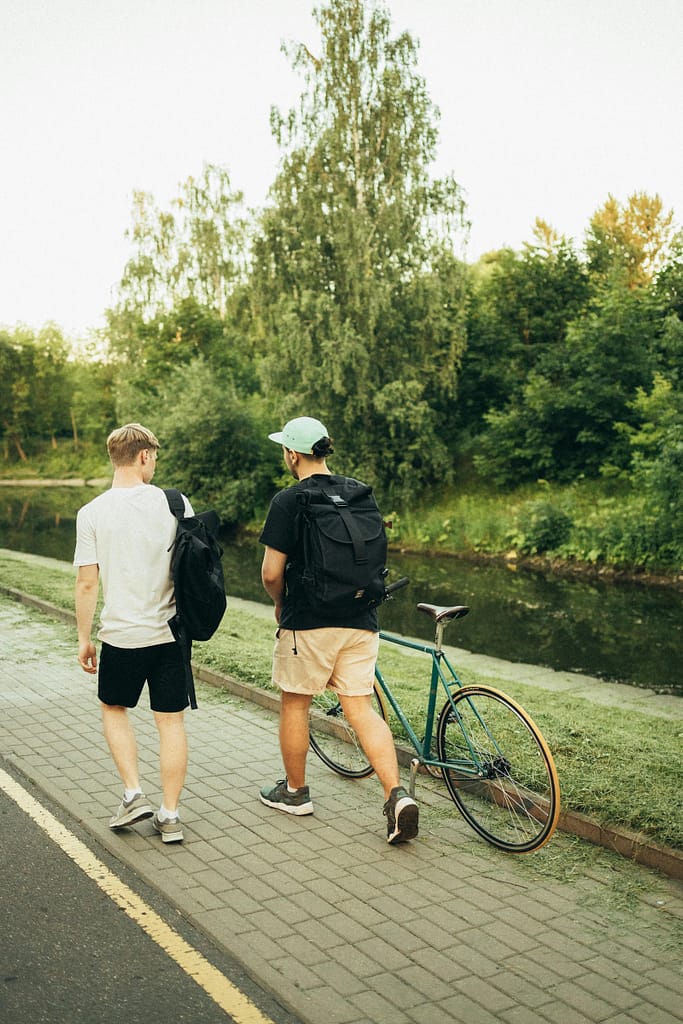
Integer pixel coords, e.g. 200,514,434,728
98,642,189,713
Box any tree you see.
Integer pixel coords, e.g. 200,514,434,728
586,192,676,289
622,375,683,564
459,230,589,436
250,0,468,499
113,164,248,322
474,283,660,483
0,325,74,461
141,358,279,527
106,165,252,409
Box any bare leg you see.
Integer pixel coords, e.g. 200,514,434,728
279,691,313,789
101,704,142,791
153,710,187,812
339,693,400,799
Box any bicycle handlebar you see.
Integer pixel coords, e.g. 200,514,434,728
384,576,410,599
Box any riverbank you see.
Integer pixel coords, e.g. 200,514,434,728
1,547,681,870
387,542,683,594
3,472,683,592
0,477,110,488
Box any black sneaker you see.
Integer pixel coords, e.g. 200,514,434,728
259,779,313,815
384,786,419,844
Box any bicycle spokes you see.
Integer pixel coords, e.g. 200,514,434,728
309,686,387,779
436,686,560,853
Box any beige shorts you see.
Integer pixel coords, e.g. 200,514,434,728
272,628,380,696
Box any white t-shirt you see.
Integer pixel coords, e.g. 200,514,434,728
74,484,193,648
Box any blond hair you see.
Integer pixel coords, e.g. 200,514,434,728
106,423,160,466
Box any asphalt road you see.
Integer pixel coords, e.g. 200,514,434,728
0,764,301,1024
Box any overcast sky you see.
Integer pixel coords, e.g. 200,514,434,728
1,0,681,338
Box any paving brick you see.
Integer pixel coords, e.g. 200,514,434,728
552,978,617,1020
322,910,375,944
601,1015,649,1024
437,990,508,1024
488,968,557,1010
347,990,414,1023
1,592,683,1024
636,984,683,1017
627,1003,683,1024
295,917,347,952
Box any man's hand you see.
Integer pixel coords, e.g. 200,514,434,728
78,640,98,674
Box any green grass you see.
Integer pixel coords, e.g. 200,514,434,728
1,548,681,851
384,476,683,576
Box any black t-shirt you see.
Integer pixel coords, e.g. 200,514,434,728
259,473,379,632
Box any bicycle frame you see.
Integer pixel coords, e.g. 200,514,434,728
375,631,491,776
310,609,560,852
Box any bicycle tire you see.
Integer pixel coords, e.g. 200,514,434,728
309,683,387,779
436,685,560,853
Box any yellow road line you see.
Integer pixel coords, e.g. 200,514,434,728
0,768,275,1024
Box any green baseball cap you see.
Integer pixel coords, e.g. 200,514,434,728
268,416,329,454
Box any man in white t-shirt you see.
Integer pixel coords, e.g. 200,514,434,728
74,423,192,844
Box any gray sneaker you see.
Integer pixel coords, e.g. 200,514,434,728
259,779,313,815
383,786,419,844
152,811,184,844
109,792,153,830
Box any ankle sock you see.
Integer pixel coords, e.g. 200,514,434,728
158,804,178,821
124,788,142,802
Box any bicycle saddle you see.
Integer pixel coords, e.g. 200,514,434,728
416,603,469,623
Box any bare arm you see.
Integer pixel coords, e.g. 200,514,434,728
261,547,288,624
75,563,100,674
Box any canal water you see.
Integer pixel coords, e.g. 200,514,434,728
1,485,682,696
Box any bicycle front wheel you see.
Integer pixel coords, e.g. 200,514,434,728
436,685,560,853
309,683,387,779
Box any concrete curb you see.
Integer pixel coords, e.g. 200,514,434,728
3,582,682,881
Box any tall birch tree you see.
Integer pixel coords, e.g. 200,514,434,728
251,0,468,497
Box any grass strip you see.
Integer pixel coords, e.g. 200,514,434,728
1,549,681,851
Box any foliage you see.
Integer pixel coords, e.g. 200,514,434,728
135,357,280,527
112,164,248,321
105,164,253,410
473,270,664,483
586,192,677,288
620,375,683,565
0,325,109,462
250,0,468,500
509,499,573,555
459,231,590,435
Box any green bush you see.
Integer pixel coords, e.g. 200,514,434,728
510,500,573,555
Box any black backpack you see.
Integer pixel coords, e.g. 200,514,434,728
290,478,388,617
164,489,227,708
164,489,227,643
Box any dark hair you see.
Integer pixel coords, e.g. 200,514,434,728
311,435,334,458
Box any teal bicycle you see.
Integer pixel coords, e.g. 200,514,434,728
309,579,560,853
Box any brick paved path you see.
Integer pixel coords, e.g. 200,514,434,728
1,594,681,1024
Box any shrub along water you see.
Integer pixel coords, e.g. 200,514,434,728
389,477,683,579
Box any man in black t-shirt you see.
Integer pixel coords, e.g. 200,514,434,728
258,416,418,844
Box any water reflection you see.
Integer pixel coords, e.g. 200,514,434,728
219,539,683,694
1,486,682,695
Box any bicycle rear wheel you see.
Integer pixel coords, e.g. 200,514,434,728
436,685,560,853
309,683,387,779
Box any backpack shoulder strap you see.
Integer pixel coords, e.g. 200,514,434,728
164,488,186,521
